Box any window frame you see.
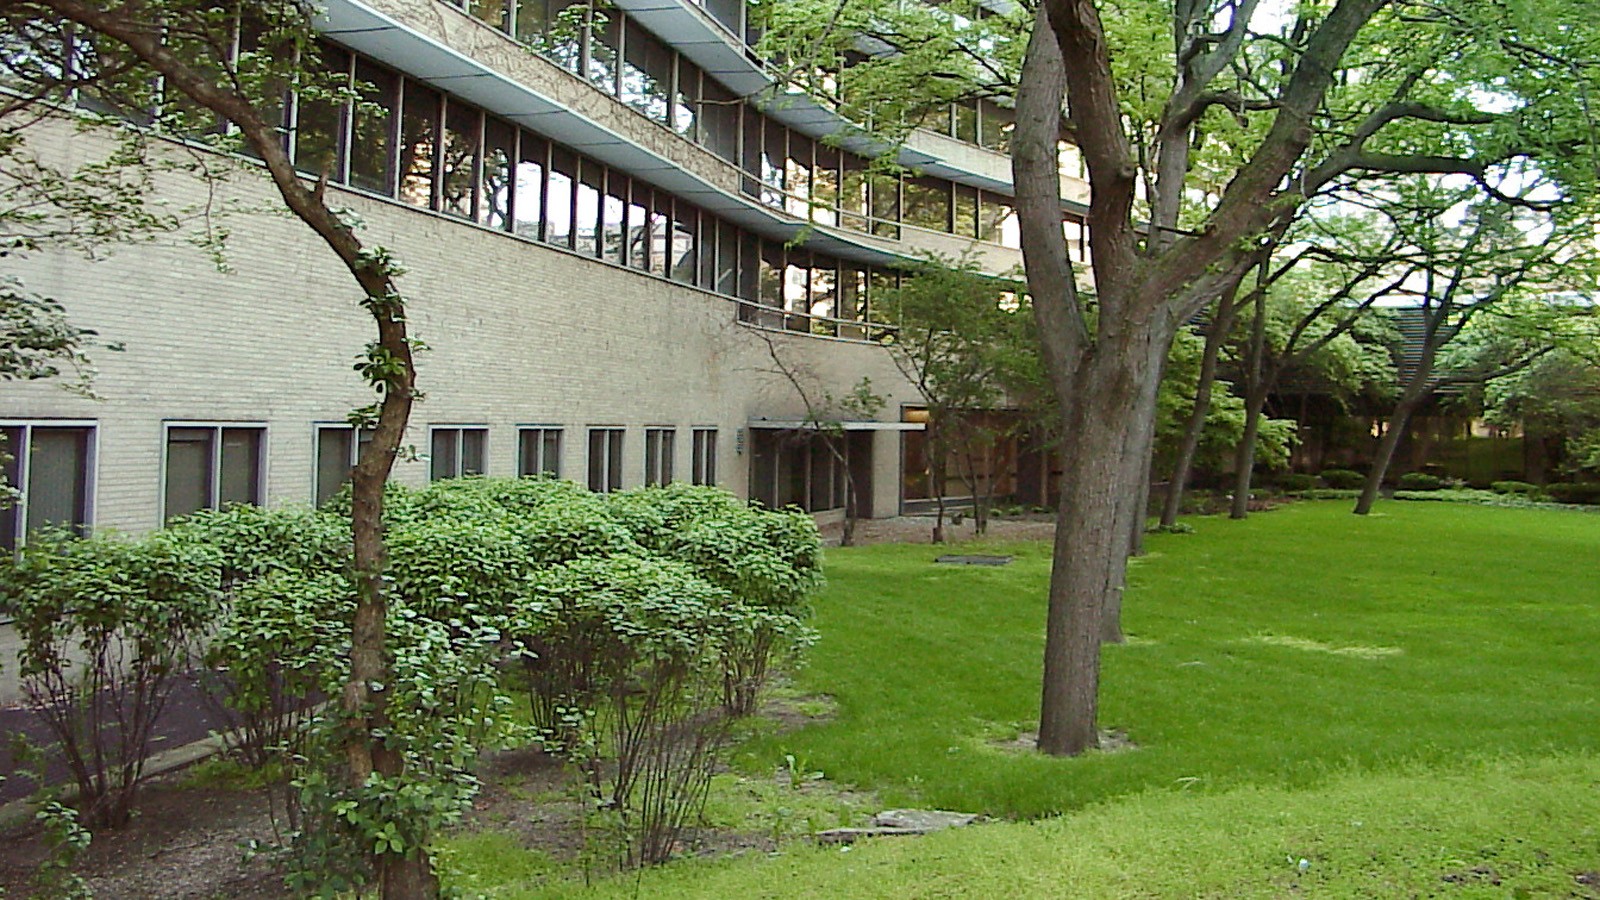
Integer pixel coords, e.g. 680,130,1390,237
1,419,97,551
159,421,268,523
517,425,564,478
587,426,625,493
312,423,373,507
690,427,717,486
428,424,490,481
643,426,675,486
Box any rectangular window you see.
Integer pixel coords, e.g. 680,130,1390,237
518,427,563,477
870,174,900,239
670,201,696,283
429,426,487,481
547,146,577,249
902,176,951,232
978,191,1020,248
350,59,397,195
514,132,546,240
314,425,372,507
576,158,604,257
978,100,1013,152
785,133,812,219
954,184,978,239
644,427,675,486
588,7,620,95
481,117,515,230
292,46,349,180
439,99,481,219
603,169,628,264
1,422,94,551
690,428,717,485
954,100,978,144
469,0,510,31
716,219,739,296
621,19,672,122
398,80,440,209
700,78,739,164
627,182,651,269
673,58,699,138
651,192,673,276
812,144,840,227
164,424,264,522
587,427,624,492
697,215,717,289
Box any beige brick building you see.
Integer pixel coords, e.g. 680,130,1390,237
1,0,1088,546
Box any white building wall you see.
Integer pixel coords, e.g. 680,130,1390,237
4,121,918,535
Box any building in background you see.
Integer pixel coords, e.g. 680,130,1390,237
2,0,1089,548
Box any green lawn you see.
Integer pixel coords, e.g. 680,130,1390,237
445,501,1600,897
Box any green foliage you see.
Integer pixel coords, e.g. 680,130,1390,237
1275,473,1318,492
1490,480,1541,495
1544,482,1600,505
1157,329,1296,475
1317,469,1365,490
0,528,222,828
1395,472,1442,491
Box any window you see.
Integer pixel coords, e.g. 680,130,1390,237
700,78,739,163
349,59,398,195
514,132,546,240
314,425,372,507
547,146,577,249
164,424,265,521
430,426,487,481
440,99,481,219
691,428,717,486
902,176,951,232
588,427,624,492
1,421,94,551
481,117,515,230
644,428,675,486
398,80,440,209
621,19,673,122
518,427,563,477
292,46,349,179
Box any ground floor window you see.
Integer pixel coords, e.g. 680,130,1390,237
644,427,675,486
430,426,488,481
1,421,94,551
748,429,871,514
519,427,562,478
314,424,372,506
588,427,624,492
164,423,265,521
691,427,717,485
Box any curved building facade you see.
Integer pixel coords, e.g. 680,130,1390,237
1,0,1088,547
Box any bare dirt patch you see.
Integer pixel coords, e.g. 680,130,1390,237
0,775,290,899
993,729,1139,755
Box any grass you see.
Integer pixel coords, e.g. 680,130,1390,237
443,501,1600,896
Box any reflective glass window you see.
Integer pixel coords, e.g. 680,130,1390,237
621,19,672,122
481,117,515,229
547,146,577,248
440,100,480,219
602,170,628,264
903,176,951,232
398,80,440,209
670,202,696,282
576,158,603,256
293,46,349,179
700,78,739,162
514,133,546,240
350,59,397,195
673,58,699,138
589,8,620,94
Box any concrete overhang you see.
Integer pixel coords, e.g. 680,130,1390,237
316,0,983,268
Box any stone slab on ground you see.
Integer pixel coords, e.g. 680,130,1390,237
815,808,980,844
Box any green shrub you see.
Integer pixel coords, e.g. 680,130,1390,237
1490,480,1541,495
1545,482,1600,505
1318,469,1365,489
1277,473,1318,492
1291,488,1362,500
1,530,222,828
1397,472,1443,491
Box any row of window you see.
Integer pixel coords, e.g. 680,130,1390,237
294,26,1059,252
1,421,720,550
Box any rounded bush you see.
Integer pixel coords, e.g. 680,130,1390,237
1318,469,1365,490
1490,480,1540,495
1277,473,1317,492
1397,472,1443,491
1544,482,1600,505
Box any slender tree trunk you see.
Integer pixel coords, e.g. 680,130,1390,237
1229,386,1268,519
1354,393,1423,515
1161,286,1240,526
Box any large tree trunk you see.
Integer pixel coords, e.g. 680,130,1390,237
1354,393,1423,515
1161,286,1240,526
1037,328,1166,755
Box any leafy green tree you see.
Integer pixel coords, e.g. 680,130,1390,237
1480,347,1600,481
5,1,427,891
762,0,1600,754
880,255,1032,539
1351,189,1600,514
